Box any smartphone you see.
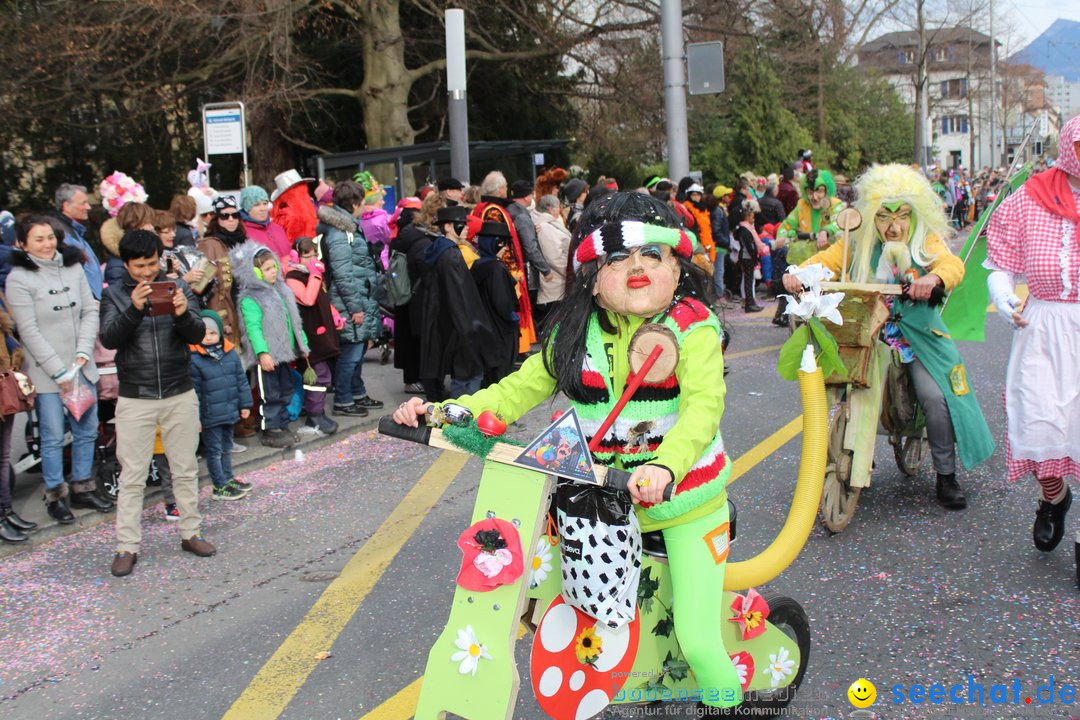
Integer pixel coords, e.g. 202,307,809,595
147,281,177,316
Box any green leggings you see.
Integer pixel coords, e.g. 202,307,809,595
661,503,742,708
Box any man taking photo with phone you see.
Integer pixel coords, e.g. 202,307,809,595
99,229,214,577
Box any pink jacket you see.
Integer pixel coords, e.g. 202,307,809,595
242,218,292,260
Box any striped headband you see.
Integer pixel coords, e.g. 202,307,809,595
574,221,694,271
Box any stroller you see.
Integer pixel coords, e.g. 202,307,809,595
92,342,161,500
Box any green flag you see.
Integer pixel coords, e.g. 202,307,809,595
940,165,1032,342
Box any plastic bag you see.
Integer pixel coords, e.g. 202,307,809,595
60,368,96,422
555,483,642,629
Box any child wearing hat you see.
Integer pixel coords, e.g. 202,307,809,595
234,244,310,448
189,310,252,500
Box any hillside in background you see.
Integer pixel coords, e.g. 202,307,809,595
1011,18,1080,81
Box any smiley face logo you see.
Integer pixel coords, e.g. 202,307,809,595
847,678,877,708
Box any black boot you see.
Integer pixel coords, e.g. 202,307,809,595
2,507,36,531
69,481,115,513
0,509,28,543
45,485,75,524
1033,486,1071,552
936,473,967,510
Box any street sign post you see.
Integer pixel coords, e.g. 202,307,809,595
201,101,250,188
687,41,725,95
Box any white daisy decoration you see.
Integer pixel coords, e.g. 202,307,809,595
529,539,554,588
767,646,796,687
450,625,492,676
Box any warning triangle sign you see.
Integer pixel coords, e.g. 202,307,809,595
513,409,597,484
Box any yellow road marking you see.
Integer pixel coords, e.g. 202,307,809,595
360,677,425,720
360,417,804,719
223,450,470,720
359,624,529,720
725,343,784,360
729,415,803,485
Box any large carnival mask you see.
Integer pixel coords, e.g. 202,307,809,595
593,243,681,318
873,203,913,243
808,186,831,210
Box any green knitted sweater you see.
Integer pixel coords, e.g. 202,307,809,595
453,298,728,532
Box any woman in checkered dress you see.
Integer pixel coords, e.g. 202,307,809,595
985,113,1080,555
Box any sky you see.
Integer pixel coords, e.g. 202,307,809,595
1004,0,1080,46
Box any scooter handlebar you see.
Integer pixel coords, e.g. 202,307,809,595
603,467,674,501
377,415,433,445
378,414,673,500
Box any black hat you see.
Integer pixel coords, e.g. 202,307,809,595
509,179,534,199
562,178,587,202
437,177,465,191
435,205,468,225
212,195,239,214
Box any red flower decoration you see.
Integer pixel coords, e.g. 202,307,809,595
729,651,755,691
456,517,524,592
728,588,770,641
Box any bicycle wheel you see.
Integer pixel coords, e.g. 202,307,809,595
819,400,860,533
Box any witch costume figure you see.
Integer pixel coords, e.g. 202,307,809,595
985,113,1080,556
783,164,995,508
394,192,742,711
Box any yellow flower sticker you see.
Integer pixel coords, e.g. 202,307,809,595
574,626,603,665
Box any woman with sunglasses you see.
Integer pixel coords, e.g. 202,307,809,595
197,196,247,349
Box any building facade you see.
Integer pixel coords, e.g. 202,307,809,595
1046,75,1080,120
858,27,1055,170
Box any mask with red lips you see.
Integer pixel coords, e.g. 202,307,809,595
573,221,694,319
593,243,681,317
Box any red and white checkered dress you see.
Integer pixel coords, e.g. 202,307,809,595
986,123,1080,482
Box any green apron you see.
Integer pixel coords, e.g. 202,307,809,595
864,242,995,471
895,301,995,471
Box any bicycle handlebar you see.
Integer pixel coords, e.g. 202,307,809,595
377,415,673,500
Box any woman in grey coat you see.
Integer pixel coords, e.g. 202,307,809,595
315,180,383,415
6,214,112,523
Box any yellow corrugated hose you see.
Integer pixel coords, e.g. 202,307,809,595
724,367,828,590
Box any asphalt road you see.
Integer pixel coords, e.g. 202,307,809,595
1,302,1078,720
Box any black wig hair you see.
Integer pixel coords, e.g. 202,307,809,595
541,191,709,403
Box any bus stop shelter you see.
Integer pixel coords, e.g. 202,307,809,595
307,139,571,199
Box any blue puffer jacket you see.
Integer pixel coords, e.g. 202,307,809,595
189,341,252,428
315,204,381,343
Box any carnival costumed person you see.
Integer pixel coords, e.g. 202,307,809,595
469,191,537,353
774,169,843,323
985,114,1080,555
783,164,995,508
269,169,318,244
394,192,741,712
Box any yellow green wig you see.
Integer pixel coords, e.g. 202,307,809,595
353,170,385,206
848,164,953,283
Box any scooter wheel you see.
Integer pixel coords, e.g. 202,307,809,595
742,596,810,714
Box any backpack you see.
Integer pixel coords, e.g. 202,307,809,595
382,249,413,306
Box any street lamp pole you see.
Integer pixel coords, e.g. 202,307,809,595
446,9,470,184
661,0,690,180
